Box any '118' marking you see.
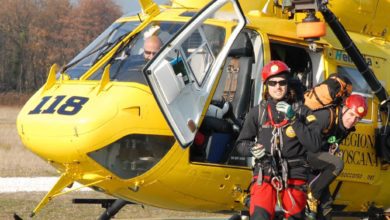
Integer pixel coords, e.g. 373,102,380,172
28,96,89,115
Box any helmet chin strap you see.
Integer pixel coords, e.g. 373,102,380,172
341,106,348,116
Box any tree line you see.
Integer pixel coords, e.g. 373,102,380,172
0,0,122,93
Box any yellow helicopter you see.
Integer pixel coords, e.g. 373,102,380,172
16,0,390,219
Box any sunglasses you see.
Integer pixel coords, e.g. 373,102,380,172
267,80,287,87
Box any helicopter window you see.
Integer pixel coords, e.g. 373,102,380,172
179,11,198,17
87,21,185,83
338,66,373,121
65,21,140,79
180,25,225,86
337,66,372,95
88,134,175,180
270,42,313,90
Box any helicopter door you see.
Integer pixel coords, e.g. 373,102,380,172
144,0,246,148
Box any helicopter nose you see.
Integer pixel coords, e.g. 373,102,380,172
17,103,118,163
17,83,172,165
16,87,118,163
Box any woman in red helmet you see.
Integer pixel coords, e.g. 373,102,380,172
236,60,322,219
307,94,368,219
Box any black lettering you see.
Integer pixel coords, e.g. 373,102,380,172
57,96,89,115
342,149,379,167
342,135,350,146
367,152,379,167
28,96,88,116
360,151,366,166
351,133,358,147
368,135,375,149
342,133,375,148
346,150,355,164
28,96,52,114
360,134,367,148
42,95,66,114
367,152,374,166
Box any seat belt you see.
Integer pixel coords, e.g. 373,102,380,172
223,58,240,102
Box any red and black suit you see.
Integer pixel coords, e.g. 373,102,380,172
236,99,321,220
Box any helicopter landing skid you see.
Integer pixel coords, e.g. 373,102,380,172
72,198,136,220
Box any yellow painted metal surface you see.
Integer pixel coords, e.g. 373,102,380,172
16,0,390,215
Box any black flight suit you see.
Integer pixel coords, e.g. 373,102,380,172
307,106,354,218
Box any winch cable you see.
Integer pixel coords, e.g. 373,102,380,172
319,4,389,108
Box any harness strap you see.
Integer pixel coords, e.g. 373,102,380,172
267,104,288,128
287,158,309,168
312,88,326,107
256,157,308,168
323,107,339,134
288,183,307,192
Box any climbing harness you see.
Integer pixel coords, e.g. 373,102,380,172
266,103,298,214
270,126,298,214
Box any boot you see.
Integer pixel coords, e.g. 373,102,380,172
307,191,319,214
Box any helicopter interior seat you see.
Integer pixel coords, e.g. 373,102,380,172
198,32,254,164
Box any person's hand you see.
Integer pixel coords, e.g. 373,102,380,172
250,143,265,159
276,101,295,119
206,102,229,119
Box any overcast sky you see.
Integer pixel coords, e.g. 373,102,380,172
113,0,169,15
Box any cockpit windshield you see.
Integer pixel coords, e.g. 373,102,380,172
63,20,226,85
87,21,185,84
65,21,140,79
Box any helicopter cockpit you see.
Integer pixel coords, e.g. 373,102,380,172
74,12,233,180
63,21,184,82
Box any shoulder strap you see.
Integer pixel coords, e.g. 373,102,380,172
257,101,267,134
322,107,338,134
223,58,240,102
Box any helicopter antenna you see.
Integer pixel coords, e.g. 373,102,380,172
137,13,143,22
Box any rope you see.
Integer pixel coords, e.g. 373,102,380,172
269,125,297,214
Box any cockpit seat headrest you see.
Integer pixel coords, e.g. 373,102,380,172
228,32,254,58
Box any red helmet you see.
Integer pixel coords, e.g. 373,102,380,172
344,94,368,118
262,60,290,82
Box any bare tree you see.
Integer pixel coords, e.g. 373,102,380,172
0,0,121,92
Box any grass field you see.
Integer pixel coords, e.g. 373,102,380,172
0,106,57,177
1,192,230,220
0,106,230,219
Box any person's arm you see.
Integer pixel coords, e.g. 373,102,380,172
291,106,328,153
338,126,355,143
235,106,258,157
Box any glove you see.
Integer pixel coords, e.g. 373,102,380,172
276,101,295,119
250,144,265,159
